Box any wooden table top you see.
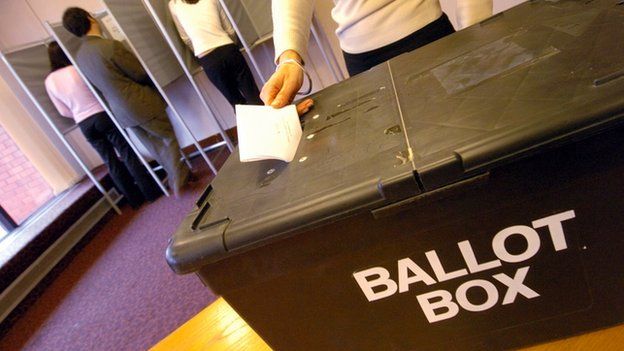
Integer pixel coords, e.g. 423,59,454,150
152,297,624,351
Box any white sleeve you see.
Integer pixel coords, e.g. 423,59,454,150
169,1,192,48
272,0,316,63
456,0,493,29
218,3,236,39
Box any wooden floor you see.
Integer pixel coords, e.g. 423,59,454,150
152,298,624,351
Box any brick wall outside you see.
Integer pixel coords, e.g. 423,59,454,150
0,125,53,224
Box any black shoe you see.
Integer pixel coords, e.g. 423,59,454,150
144,189,164,203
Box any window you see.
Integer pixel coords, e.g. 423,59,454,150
0,124,54,236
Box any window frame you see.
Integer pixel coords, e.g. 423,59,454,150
0,205,17,233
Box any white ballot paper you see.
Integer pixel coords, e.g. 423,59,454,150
236,104,302,163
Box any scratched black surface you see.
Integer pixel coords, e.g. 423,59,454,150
169,0,624,265
392,0,624,189
197,65,417,250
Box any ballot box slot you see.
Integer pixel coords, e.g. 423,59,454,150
593,68,624,87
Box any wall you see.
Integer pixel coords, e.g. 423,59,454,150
0,60,79,194
0,126,53,223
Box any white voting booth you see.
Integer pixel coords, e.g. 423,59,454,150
99,0,232,170
0,42,122,213
139,0,234,151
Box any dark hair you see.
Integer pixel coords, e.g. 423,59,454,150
62,7,91,37
47,42,72,72
181,0,200,4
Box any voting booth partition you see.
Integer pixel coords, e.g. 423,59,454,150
100,0,232,174
216,0,345,84
140,0,234,153
222,0,272,46
218,0,272,83
166,0,624,350
141,0,344,137
45,20,170,196
147,0,273,71
221,0,345,87
0,43,122,213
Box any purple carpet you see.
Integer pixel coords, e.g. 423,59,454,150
0,148,230,351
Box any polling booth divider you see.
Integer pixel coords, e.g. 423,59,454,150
310,15,346,83
140,0,234,153
44,20,171,197
218,0,344,85
218,0,268,84
0,43,122,214
101,0,226,175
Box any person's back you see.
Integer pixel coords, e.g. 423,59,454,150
169,0,262,107
63,6,190,197
45,41,162,207
45,65,103,123
76,37,165,128
169,0,233,57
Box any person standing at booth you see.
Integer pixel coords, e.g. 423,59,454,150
44,42,162,208
62,7,190,197
261,0,493,108
168,0,263,108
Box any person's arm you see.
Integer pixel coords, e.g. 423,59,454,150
260,0,315,108
45,78,73,118
456,0,493,29
169,1,194,51
111,40,150,84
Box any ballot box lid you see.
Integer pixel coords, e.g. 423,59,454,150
167,0,624,274
167,67,422,274
395,0,624,191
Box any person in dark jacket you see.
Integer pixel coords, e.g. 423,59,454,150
62,7,190,197
45,42,161,208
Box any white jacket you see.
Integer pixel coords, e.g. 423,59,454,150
169,0,236,58
273,0,492,60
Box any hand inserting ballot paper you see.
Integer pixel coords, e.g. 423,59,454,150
235,104,302,163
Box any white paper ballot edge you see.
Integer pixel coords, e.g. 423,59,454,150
235,105,302,163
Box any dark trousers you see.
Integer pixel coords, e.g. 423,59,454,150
198,44,263,107
129,112,188,195
342,13,455,76
79,112,161,207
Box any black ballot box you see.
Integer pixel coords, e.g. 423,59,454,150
166,1,624,350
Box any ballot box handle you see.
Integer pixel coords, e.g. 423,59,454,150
196,184,213,209
372,173,490,219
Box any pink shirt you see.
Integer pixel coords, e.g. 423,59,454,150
45,66,104,124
